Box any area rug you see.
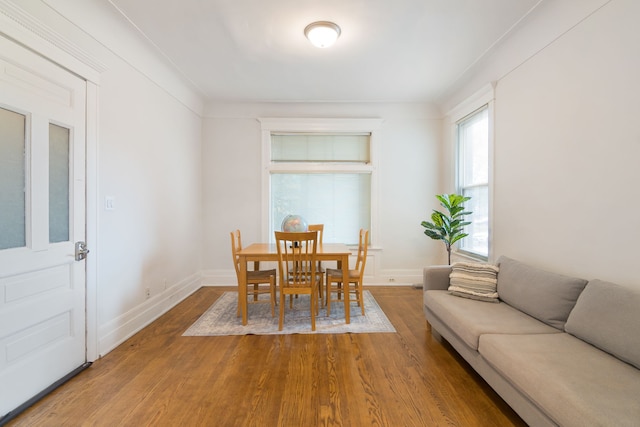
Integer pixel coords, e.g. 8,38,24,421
182,290,396,336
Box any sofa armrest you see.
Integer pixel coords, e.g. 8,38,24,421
423,265,452,291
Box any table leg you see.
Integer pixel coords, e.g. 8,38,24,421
342,254,350,324
252,261,260,302
239,256,248,325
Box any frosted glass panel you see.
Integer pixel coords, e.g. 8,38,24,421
49,123,70,243
271,173,371,244
0,108,26,250
272,134,370,163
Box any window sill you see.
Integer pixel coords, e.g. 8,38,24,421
452,250,488,263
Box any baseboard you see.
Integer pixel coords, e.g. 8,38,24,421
201,268,423,287
200,269,236,286
97,273,201,357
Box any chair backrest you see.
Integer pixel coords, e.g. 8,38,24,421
230,229,242,278
307,224,324,245
355,229,369,277
274,231,318,289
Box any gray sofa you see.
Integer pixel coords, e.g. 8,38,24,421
423,256,640,427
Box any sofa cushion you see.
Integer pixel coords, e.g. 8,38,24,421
424,290,559,350
496,256,587,329
479,333,640,427
448,262,499,302
565,279,640,370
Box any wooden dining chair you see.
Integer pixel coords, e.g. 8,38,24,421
275,230,320,331
325,229,369,316
308,224,324,244
230,230,276,318
307,224,325,303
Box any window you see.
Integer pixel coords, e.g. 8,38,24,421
456,105,489,258
261,119,381,245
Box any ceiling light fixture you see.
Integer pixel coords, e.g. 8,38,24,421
304,21,341,48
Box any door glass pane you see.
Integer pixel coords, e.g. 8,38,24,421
0,107,26,250
49,123,70,243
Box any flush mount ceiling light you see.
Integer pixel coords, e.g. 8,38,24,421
304,21,341,48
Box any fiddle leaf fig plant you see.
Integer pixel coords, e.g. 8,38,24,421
421,194,472,265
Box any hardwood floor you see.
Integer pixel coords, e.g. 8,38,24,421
7,286,525,426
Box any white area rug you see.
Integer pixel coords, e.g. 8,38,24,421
183,290,396,336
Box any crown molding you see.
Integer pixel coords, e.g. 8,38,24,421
258,117,384,133
0,0,106,82
446,82,495,122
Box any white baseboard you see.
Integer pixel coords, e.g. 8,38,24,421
201,268,423,287
97,273,201,358
200,269,236,286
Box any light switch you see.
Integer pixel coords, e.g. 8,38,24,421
105,196,116,211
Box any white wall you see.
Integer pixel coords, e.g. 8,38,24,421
0,0,206,356
96,54,203,354
201,102,444,285
443,0,640,288
493,0,640,287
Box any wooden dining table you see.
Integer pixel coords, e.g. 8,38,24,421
237,243,352,326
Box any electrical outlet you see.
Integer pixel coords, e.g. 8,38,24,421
389,278,395,282
145,288,151,299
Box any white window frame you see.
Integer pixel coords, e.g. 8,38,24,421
259,118,382,245
448,84,494,261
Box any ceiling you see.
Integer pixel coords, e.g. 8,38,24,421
109,0,542,104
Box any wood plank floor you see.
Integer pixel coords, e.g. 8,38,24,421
7,286,525,426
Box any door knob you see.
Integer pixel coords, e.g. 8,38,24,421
75,241,90,261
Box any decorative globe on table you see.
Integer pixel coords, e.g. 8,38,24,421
281,214,308,232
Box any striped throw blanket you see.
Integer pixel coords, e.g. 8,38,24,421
448,262,500,302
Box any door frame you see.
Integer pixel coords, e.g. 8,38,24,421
0,2,103,361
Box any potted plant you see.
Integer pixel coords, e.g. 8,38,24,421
421,194,472,265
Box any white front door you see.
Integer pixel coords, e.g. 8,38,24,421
0,35,87,416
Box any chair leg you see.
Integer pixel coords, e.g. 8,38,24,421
310,291,316,331
317,284,322,307
279,290,285,331
357,282,365,315
270,276,276,317
236,285,243,317
326,279,332,315
324,277,329,307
